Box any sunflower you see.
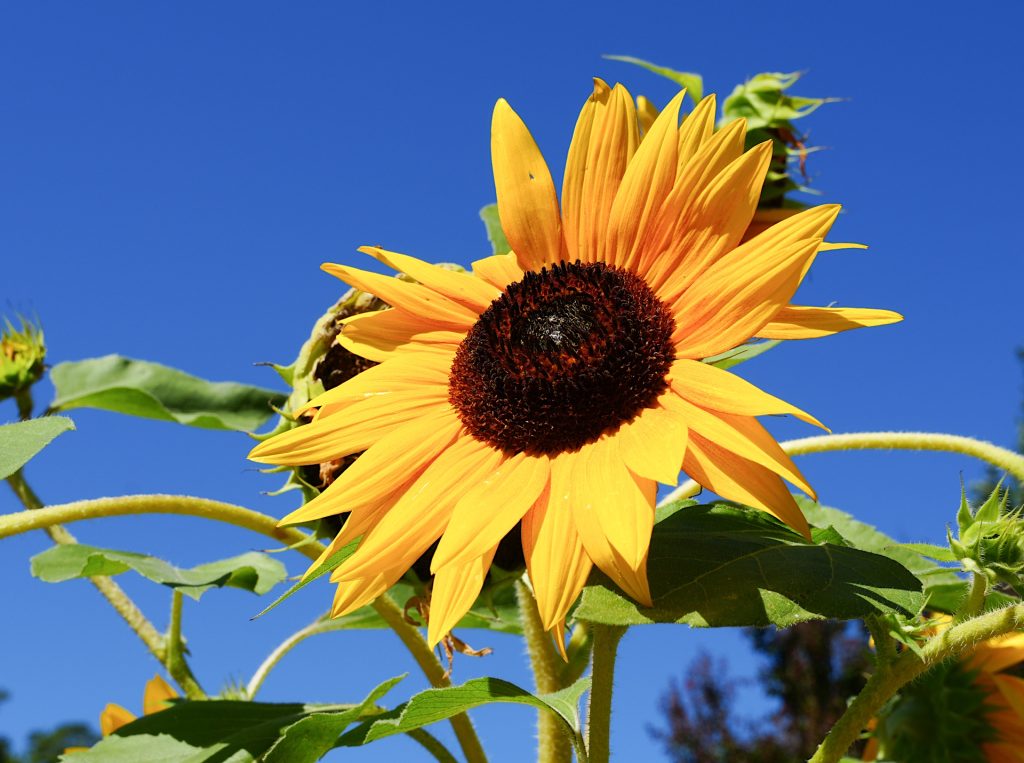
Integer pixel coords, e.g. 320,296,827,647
864,631,1024,762
65,675,177,754
249,79,901,648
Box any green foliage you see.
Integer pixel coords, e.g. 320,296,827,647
703,340,781,370
479,204,510,256
31,545,286,601
0,416,75,479
603,54,704,102
949,484,1024,590
0,317,46,403
338,676,590,747
574,500,925,628
50,355,286,431
59,676,404,763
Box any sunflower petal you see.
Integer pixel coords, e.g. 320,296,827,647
330,565,406,617
563,80,639,264
757,305,904,339
359,247,500,313
670,359,826,430
522,473,593,630
970,633,1024,675
248,392,448,465
683,432,811,539
427,546,498,648
337,309,463,362
321,263,477,328
570,439,654,604
431,452,549,571
472,252,524,291
280,408,462,525
672,236,823,359
334,436,503,582
676,94,717,168
142,675,177,715
669,394,815,499
491,99,563,270
616,392,688,485
100,704,136,736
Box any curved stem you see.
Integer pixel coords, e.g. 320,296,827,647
516,580,573,763
166,591,204,699
810,603,1024,763
659,431,1024,507
585,624,626,763
407,727,460,763
0,493,487,763
247,616,343,698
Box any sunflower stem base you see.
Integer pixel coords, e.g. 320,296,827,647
585,624,627,763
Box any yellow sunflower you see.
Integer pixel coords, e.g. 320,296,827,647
967,632,1024,762
249,79,901,648
65,675,177,754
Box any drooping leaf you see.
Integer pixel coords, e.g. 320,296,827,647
603,55,704,102
32,545,287,601
50,355,286,431
252,541,357,618
703,339,781,370
0,416,75,479
338,676,590,747
61,677,404,763
574,501,925,628
479,204,510,256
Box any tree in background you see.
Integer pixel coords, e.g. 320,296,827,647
652,622,871,762
973,350,1023,507
0,689,96,763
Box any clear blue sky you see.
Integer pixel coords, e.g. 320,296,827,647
2,2,1022,760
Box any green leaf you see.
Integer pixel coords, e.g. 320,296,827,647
32,545,287,601
338,676,590,747
703,339,781,370
63,676,404,763
50,355,286,431
896,542,958,563
574,501,925,628
0,416,75,479
479,204,510,256
603,55,703,102
253,541,357,618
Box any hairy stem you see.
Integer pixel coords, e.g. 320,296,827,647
585,624,626,763
659,431,1024,507
247,616,344,698
165,591,204,699
516,580,573,763
960,571,989,620
810,603,1024,763
0,492,487,763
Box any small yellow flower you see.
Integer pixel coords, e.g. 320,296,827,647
250,79,901,648
65,675,177,753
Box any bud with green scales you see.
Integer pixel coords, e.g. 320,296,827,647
950,485,1024,592
0,317,46,418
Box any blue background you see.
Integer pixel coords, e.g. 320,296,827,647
2,1,1022,760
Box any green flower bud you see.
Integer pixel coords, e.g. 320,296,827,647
950,484,1024,589
0,317,46,412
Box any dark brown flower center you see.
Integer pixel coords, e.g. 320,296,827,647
448,261,676,456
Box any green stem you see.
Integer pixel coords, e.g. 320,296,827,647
247,616,341,698
585,624,626,763
659,431,1024,507
809,603,1024,763
165,591,205,699
864,615,896,669
0,492,487,763
516,580,573,763
960,571,989,620
407,728,460,763
14,388,33,421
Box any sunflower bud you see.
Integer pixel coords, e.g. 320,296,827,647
0,317,46,414
949,485,1024,589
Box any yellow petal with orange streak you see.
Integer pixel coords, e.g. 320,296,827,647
757,305,904,340
607,89,684,271
671,236,822,360
337,309,464,363
359,246,499,314
563,80,639,264
670,396,815,500
321,263,477,328
645,140,773,294
569,439,654,604
635,95,659,136
280,407,461,525
669,359,826,430
427,546,498,648
491,99,563,271
431,452,549,571
142,675,177,715
330,565,406,618
971,632,1024,675
993,674,1024,718
472,252,524,291
100,704,136,736
616,393,688,485
683,432,811,539
522,475,593,631
333,435,503,582
295,345,452,416
248,392,448,466
672,117,747,207
676,94,717,168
